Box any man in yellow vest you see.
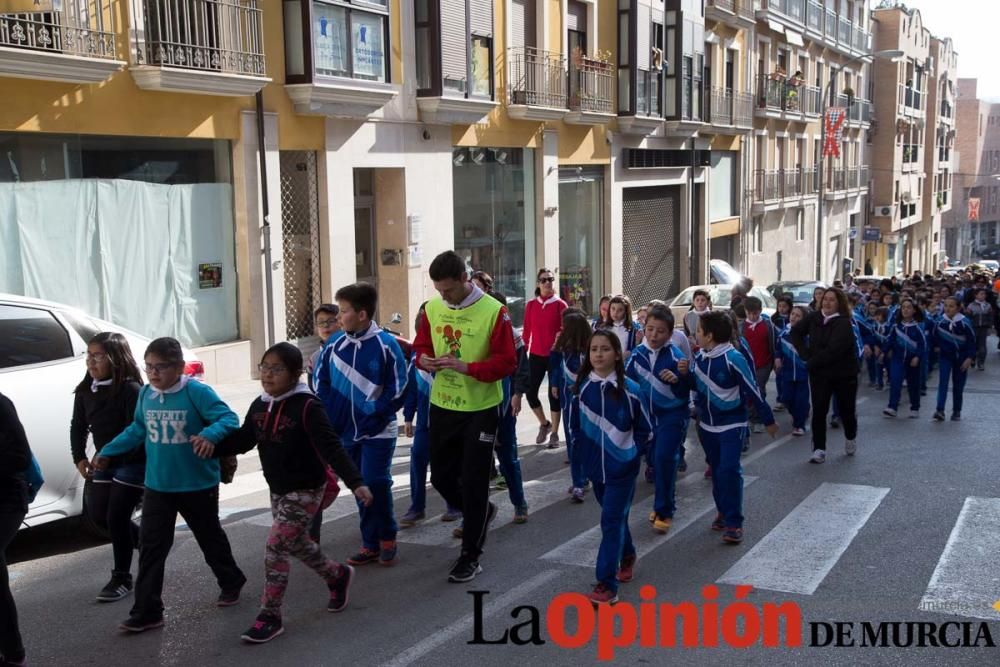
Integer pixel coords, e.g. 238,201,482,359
412,251,518,582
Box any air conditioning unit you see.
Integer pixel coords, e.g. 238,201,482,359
875,205,896,217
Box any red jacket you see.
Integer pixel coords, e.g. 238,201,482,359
412,290,517,384
523,295,567,357
741,317,775,369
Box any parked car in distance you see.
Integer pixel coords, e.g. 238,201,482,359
978,246,1000,261
766,281,827,307
668,285,777,325
0,293,202,533
709,259,746,286
978,260,999,273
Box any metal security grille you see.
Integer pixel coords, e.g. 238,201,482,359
279,151,322,341
622,185,681,305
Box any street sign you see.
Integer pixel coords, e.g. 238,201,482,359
863,227,881,242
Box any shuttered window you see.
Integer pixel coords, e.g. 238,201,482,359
636,1,650,70
440,0,468,92
470,0,492,37
510,0,535,50
567,0,586,32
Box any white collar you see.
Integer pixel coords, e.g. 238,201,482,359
536,294,559,307
822,312,840,324
588,371,618,387
342,321,383,346
745,317,762,328
942,313,965,324
701,342,733,359
149,375,190,404
90,378,113,393
446,283,485,310
260,382,313,411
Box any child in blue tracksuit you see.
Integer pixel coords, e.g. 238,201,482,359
861,301,881,387
316,283,408,566
932,296,976,421
830,315,866,428
495,349,528,521
550,310,593,502
625,306,690,535
872,307,892,390
883,299,928,418
570,330,652,605
775,306,810,435
692,312,776,545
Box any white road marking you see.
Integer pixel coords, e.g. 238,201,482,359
919,497,1000,620
717,482,889,595
382,569,563,667
540,476,758,568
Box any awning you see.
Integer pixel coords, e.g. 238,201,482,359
785,29,804,47
768,19,786,36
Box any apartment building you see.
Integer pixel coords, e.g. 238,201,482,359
944,79,1000,263
746,0,873,285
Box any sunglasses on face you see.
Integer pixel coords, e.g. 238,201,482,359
539,277,555,284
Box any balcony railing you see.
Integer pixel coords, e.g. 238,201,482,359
0,1,116,60
900,85,923,112
509,46,566,109
829,165,869,191
903,144,920,164
940,100,953,118
734,90,754,127
754,169,782,201
756,74,820,115
710,0,734,11
133,0,266,76
569,55,613,114
836,95,872,123
762,0,871,55
753,167,819,201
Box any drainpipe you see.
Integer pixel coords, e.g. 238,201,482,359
256,90,275,347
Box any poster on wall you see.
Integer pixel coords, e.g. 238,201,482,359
352,13,384,80
199,263,223,289
314,4,346,75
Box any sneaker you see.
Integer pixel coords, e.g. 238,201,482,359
570,487,585,504
677,458,688,473
722,527,744,544
951,412,962,421
792,427,805,437
909,408,920,419
441,508,462,522
535,421,552,445
648,511,656,523
652,516,673,535
240,614,284,644
751,422,765,434
513,504,529,524
845,439,857,456
588,583,618,605
399,509,425,528
616,554,636,583
644,466,654,483
378,540,398,566
493,477,507,490
830,417,841,429
547,432,560,449
347,546,379,566
96,571,133,603
704,465,712,479
1,657,27,666
932,410,945,422
710,513,725,532
327,564,354,613
119,615,165,633
809,449,826,464
447,554,482,583
882,408,897,418
582,480,592,490
773,402,786,412
452,523,464,539
217,577,246,607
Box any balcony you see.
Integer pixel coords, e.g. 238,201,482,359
130,0,270,96
507,47,567,122
825,165,868,199
0,2,124,83
764,0,871,57
755,74,821,120
752,166,818,204
565,54,615,125
940,100,954,125
706,87,754,131
705,0,755,29
835,94,872,126
899,84,925,117
902,144,921,170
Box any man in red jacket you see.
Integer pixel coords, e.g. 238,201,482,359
411,251,517,583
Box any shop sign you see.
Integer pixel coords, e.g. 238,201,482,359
199,263,223,289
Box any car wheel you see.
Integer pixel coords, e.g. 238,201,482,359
80,479,111,540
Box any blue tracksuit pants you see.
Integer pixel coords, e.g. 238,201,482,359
699,427,745,529
781,376,810,430
652,417,686,519
591,463,639,594
935,356,968,415
343,437,398,549
888,359,921,411
563,402,589,489
496,412,526,508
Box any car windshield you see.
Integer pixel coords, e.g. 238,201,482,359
673,286,733,307
771,283,819,303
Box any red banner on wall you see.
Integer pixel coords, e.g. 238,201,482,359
968,197,981,222
823,108,847,158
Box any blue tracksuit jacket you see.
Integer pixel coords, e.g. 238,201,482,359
692,343,775,433
569,373,652,484
625,342,691,425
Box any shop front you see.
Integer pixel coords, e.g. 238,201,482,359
452,146,536,326
557,166,605,318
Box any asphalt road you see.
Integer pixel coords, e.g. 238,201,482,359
9,353,1000,666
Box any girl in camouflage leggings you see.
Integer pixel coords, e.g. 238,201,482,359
200,343,372,644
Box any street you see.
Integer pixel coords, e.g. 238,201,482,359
9,360,1000,667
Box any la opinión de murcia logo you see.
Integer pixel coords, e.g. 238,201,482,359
468,586,997,660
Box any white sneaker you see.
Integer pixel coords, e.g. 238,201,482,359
882,408,897,418
809,449,826,464
774,403,786,412
751,423,765,434
908,408,919,419
792,427,805,437
845,439,857,456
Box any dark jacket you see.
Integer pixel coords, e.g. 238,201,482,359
0,392,31,506
70,380,143,467
789,311,860,379
214,385,363,496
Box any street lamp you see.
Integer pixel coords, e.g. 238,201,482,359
816,49,906,280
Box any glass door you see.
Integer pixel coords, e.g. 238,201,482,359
558,167,604,317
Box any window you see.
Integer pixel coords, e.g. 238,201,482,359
470,35,492,97
415,0,433,89
313,0,389,82
796,208,805,241
752,217,763,254
709,151,737,221
414,0,494,99
0,305,74,369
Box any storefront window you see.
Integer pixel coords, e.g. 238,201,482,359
0,133,238,348
453,147,536,326
559,169,605,317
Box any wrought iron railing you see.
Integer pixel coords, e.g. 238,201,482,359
710,86,734,125
734,90,754,127
0,1,116,59
509,46,567,109
756,73,816,115
754,169,782,201
754,167,819,201
133,0,266,76
901,85,923,112
569,54,614,114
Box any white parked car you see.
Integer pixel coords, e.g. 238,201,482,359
0,294,201,532
668,285,777,326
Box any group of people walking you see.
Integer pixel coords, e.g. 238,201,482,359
2,254,997,663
